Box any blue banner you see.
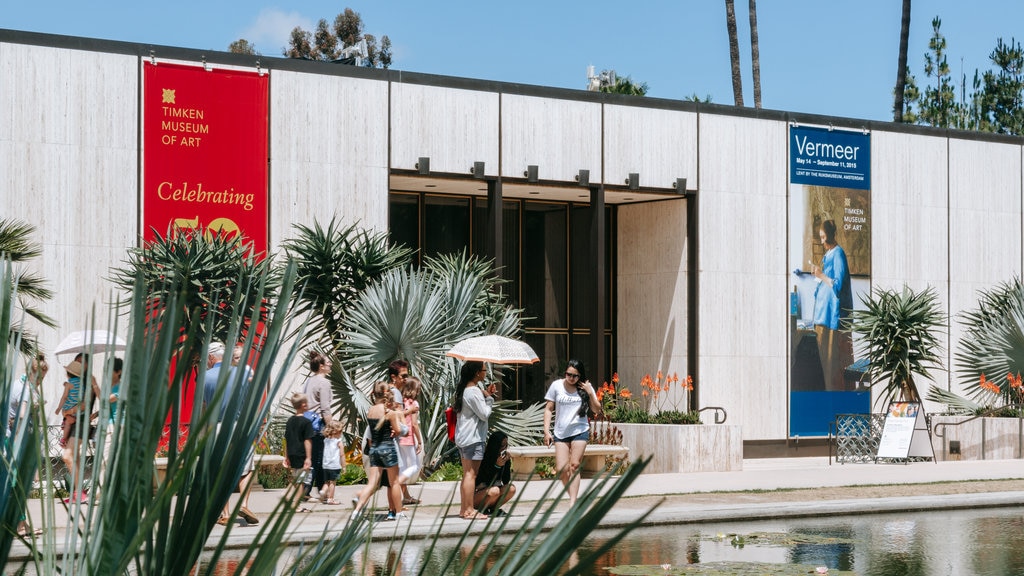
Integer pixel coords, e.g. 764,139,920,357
790,126,870,190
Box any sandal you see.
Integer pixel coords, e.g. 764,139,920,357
17,528,43,537
402,497,420,505
324,499,340,505
461,511,489,520
297,507,313,513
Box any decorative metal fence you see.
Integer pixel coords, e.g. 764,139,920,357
830,413,885,463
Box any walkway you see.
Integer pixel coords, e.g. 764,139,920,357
9,457,1024,559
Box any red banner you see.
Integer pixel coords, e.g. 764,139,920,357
143,62,269,253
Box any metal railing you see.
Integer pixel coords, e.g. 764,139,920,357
697,406,727,424
932,405,1024,460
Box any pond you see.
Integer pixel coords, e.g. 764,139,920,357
345,506,1024,575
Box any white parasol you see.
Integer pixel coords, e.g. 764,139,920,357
54,329,127,356
446,335,539,365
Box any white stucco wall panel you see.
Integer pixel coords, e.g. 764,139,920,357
947,138,1022,398
697,115,788,440
501,94,601,182
269,71,389,244
869,131,951,406
390,83,498,175
617,199,689,394
603,105,698,190
0,42,137,424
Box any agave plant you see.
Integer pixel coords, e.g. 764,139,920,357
0,218,55,354
930,277,1024,412
280,217,414,352
339,251,543,471
110,226,280,354
847,285,945,406
0,258,44,562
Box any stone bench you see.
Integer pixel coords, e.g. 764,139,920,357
506,445,629,481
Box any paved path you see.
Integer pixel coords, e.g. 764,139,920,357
10,457,1024,559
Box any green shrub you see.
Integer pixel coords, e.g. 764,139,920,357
338,463,367,485
425,461,463,482
257,464,291,490
534,456,557,479
653,410,701,425
607,406,652,424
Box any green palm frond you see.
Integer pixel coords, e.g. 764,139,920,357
282,217,413,351
0,219,43,262
110,227,279,349
0,220,55,353
848,285,946,406
337,250,538,471
952,276,1024,405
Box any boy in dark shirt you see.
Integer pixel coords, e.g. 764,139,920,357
284,392,314,508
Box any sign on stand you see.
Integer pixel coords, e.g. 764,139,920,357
875,402,934,462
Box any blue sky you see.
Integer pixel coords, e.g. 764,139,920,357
4,1,1021,123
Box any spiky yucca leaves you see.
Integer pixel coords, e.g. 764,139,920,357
421,457,656,575
12,262,378,575
281,218,414,352
943,277,1024,407
848,285,946,406
111,227,280,352
340,251,538,471
0,219,55,354
0,259,43,561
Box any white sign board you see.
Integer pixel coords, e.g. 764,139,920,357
876,402,932,460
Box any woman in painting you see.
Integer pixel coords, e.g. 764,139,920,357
812,219,854,391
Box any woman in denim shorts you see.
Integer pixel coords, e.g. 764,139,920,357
453,361,496,519
542,359,601,506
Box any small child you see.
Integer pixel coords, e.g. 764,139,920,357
55,358,86,448
320,421,344,505
283,392,314,509
398,376,424,505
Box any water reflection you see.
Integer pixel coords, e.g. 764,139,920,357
195,507,1024,575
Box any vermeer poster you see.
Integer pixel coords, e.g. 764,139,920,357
142,61,269,254
788,125,872,436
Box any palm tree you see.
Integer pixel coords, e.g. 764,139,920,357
0,219,55,354
725,0,744,106
748,0,761,108
339,251,544,471
939,277,1024,410
848,286,945,406
894,0,912,121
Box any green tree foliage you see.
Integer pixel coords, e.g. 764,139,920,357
282,7,393,68
901,17,1024,135
227,38,257,55
600,76,649,96
977,38,1024,135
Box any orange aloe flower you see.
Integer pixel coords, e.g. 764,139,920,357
612,372,620,384
620,388,632,399
642,389,649,397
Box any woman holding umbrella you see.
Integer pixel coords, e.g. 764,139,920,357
453,360,496,520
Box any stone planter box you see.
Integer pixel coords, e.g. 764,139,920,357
614,423,743,473
930,416,1024,461
154,454,285,485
